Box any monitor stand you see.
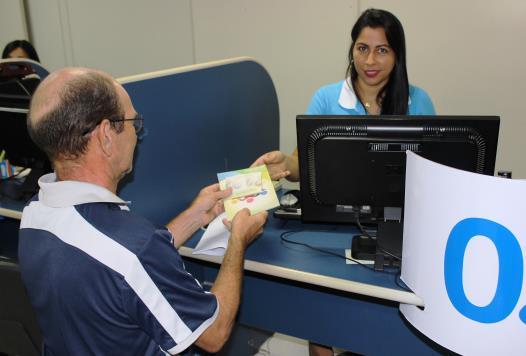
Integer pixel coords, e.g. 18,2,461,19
351,208,403,271
375,221,403,269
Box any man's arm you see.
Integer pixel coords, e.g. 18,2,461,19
166,184,231,247
194,209,267,353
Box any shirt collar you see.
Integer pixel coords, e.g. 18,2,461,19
338,79,358,110
38,173,130,208
338,79,413,110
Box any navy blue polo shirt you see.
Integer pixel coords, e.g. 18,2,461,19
19,173,218,355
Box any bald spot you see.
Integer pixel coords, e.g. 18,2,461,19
29,67,115,126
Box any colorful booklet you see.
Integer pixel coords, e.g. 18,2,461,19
217,165,279,220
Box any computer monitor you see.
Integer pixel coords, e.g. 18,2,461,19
296,115,500,266
0,78,51,200
0,60,41,109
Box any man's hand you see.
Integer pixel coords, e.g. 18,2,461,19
223,208,267,248
166,184,232,247
189,183,232,227
251,150,292,181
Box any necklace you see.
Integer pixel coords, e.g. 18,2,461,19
364,102,371,109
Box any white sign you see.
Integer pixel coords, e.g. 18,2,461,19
400,152,526,356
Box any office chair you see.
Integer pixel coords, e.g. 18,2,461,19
0,257,42,356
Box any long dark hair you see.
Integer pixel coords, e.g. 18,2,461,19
2,39,40,62
346,9,408,114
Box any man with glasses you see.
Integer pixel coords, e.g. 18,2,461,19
18,68,267,355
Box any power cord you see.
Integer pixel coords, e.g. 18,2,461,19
279,228,414,293
353,210,402,261
280,230,398,275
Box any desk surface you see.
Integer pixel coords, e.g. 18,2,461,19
181,213,423,306
1,186,421,306
0,195,24,219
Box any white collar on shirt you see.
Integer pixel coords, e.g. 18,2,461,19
37,173,129,208
338,79,411,109
338,79,358,110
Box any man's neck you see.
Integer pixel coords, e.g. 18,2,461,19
54,160,118,194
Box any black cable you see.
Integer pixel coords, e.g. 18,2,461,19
280,229,416,293
279,230,399,275
354,210,402,261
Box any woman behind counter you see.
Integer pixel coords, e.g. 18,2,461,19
253,8,435,184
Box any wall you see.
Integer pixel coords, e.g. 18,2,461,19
0,0,27,52
366,0,526,179
192,0,355,160
8,0,526,177
24,0,194,76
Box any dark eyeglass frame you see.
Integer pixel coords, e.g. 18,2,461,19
111,113,144,137
82,113,145,138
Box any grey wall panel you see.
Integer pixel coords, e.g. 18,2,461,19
0,0,27,52
192,0,358,156
20,0,526,177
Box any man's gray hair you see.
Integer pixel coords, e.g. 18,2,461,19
27,72,124,161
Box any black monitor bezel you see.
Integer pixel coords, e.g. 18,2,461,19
0,107,49,169
297,115,500,225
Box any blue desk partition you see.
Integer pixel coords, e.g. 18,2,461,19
118,59,443,355
118,58,279,226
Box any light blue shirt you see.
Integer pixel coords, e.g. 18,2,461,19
306,79,436,115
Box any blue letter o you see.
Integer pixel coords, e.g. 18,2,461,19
444,218,523,323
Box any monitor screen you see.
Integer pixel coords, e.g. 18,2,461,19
297,115,500,224
0,61,41,109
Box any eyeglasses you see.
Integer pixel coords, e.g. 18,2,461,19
83,113,146,139
111,113,145,138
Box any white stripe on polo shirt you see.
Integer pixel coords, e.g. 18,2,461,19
21,201,195,349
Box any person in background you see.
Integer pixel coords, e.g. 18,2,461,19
2,39,40,62
253,8,435,185
252,8,435,356
19,67,267,355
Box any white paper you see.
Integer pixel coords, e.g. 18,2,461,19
400,151,526,356
192,213,230,256
344,249,374,265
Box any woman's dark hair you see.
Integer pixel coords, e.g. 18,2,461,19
346,8,408,115
2,39,40,62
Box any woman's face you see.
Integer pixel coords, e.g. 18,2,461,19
8,47,29,59
352,26,395,89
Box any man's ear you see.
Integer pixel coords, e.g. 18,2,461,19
95,119,114,157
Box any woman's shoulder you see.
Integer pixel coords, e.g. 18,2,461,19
409,84,432,100
306,80,348,115
408,84,436,115
314,80,345,96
